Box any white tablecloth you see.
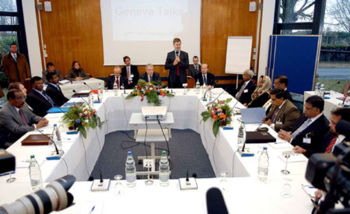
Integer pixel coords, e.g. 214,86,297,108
0,88,313,213
60,78,105,98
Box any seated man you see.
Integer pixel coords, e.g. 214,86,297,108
278,95,329,157
42,62,63,83
106,66,128,90
189,56,201,78
140,64,160,83
273,75,292,101
234,69,256,105
8,82,32,111
46,72,69,106
0,89,48,143
264,88,300,131
122,56,139,89
26,76,55,117
194,63,215,88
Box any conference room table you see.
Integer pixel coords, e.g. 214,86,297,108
59,78,105,98
0,88,314,213
304,91,345,120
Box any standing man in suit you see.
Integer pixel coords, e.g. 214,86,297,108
46,72,68,106
1,43,31,83
195,63,215,88
278,96,329,157
122,56,139,89
235,69,256,105
26,76,55,117
0,89,48,143
140,64,160,83
189,56,201,78
42,62,63,83
264,88,300,131
165,38,189,88
106,66,127,90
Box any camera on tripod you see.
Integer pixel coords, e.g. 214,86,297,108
305,141,350,214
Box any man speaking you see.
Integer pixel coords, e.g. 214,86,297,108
165,38,189,88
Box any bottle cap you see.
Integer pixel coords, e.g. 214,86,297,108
30,155,35,158
54,124,57,127
128,151,132,155
263,147,267,150
162,151,167,155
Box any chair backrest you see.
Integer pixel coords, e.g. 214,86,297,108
187,76,195,88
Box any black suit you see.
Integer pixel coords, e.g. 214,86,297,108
46,83,68,107
235,80,256,104
26,89,54,117
195,72,215,86
165,50,189,88
140,72,160,82
248,92,270,108
122,65,139,89
291,114,330,157
106,75,128,90
189,64,201,78
285,90,292,101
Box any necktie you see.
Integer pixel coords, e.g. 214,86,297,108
148,75,151,82
291,118,312,139
127,67,130,80
271,108,280,122
235,83,246,99
18,109,28,125
325,136,337,153
176,51,180,76
203,75,207,85
42,91,54,106
116,77,120,89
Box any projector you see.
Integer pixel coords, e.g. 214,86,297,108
141,106,167,121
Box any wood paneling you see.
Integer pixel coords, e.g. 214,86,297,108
37,0,259,79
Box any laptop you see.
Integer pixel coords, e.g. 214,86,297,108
240,107,266,124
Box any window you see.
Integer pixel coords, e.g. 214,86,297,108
273,0,325,35
317,0,350,92
0,0,28,87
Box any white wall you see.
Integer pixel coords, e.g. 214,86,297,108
22,0,42,77
258,0,275,77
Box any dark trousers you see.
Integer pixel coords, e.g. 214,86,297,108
169,75,183,88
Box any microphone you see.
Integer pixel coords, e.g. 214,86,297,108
35,128,62,157
206,90,225,106
206,188,229,214
83,82,93,91
83,83,101,102
203,87,212,101
72,90,92,108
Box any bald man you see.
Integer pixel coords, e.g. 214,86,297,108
106,66,128,89
235,69,256,105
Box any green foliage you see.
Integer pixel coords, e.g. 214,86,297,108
62,103,103,138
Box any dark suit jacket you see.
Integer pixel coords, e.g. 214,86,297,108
291,114,330,157
26,90,54,117
248,92,270,108
106,75,128,90
165,50,189,86
189,64,201,78
285,90,292,101
46,83,68,107
140,72,160,82
122,65,139,88
266,99,300,131
235,80,256,105
42,69,63,83
1,52,30,83
0,102,41,142
195,72,215,86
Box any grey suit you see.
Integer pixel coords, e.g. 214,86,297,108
0,102,42,142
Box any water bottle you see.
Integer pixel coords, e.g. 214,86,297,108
98,83,103,101
315,82,320,96
29,155,43,191
125,151,136,187
320,83,325,98
258,147,269,182
159,151,170,186
52,124,62,152
238,121,246,145
88,93,94,106
196,80,200,89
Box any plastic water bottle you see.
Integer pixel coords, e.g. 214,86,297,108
88,93,94,106
98,83,103,101
320,83,325,98
29,155,43,191
238,121,246,145
159,151,170,186
196,80,200,89
315,82,320,96
125,151,136,187
258,147,269,182
52,124,62,152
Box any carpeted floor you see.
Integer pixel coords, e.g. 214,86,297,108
90,129,215,180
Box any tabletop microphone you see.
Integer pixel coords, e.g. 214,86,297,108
83,82,94,91
206,187,228,214
35,128,61,157
72,90,92,108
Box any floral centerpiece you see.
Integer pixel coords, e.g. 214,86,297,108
201,98,233,136
126,79,174,105
62,103,103,138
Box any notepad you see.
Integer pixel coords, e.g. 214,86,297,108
47,107,70,113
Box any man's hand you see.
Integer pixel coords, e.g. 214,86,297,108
36,118,49,129
293,145,307,154
264,119,272,126
75,77,82,81
207,85,212,89
278,129,292,142
173,56,180,66
315,189,323,201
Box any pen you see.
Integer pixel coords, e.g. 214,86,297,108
89,205,95,213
